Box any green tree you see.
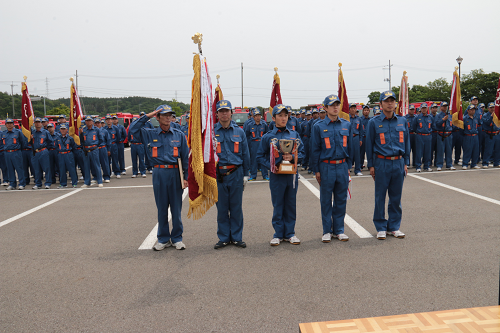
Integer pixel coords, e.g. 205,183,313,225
461,69,500,104
367,91,381,104
51,104,71,116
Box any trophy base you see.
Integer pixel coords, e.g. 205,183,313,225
277,163,296,174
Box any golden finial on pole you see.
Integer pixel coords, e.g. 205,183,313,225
216,74,220,84
192,32,203,54
23,76,27,82
403,71,407,76
274,67,278,74
339,63,342,68
455,66,459,71
70,77,74,82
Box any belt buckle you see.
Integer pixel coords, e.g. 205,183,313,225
390,156,396,160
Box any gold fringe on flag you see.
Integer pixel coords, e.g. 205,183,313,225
187,173,218,220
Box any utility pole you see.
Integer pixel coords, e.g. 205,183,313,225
75,70,78,91
384,60,393,90
175,90,177,100
241,62,244,109
43,97,46,116
45,77,49,99
10,81,18,117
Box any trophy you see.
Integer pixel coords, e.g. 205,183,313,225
271,138,300,174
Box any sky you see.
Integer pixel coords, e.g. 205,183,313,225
1,0,499,109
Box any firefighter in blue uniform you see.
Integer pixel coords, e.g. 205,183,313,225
430,103,439,166
366,91,409,240
481,102,499,168
213,100,251,249
55,115,67,133
404,105,417,167
412,103,434,172
469,96,483,163
104,115,121,178
452,106,463,166
2,118,28,190
31,117,54,189
47,123,60,183
139,112,155,174
300,110,312,171
349,103,363,176
128,105,189,251
286,106,302,134
112,115,127,175
360,105,371,169
54,124,78,188
435,102,455,171
80,115,104,187
21,132,34,185
128,117,147,178
180,115,189,139
0,127,7,186
310,94,352,242
256,104,305,246
243,109,254,133
462,104,481,169
307,108,321,174
94,119,111,183
245,109,269,181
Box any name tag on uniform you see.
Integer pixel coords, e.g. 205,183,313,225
215,134,220,137
153,139,158,142
323,129,328,132
379,125,383,128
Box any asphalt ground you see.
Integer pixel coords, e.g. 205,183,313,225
1,150,499,332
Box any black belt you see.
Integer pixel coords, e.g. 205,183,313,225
216,164,240,183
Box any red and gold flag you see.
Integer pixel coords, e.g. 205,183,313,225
450,67,464,129
212,79,223,117
187,53,218,220
397,71,409,116
338,63,350,121
70,79,83,145
269,68,282,110
493,74,500,127
21,79,34,141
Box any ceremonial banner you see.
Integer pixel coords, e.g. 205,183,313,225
212,80,223,117
493,74,500,127
397,71,409,116
338,63,350,121
269,68,282,110
187,54,218,220
21,80,34,141
450,68,464,129
70,80,83,145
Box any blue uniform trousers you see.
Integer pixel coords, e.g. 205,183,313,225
83,149,102,185
373,158,405,232
409,133,417,166
216,167,244,242
108,144,120,175
49,149,59,182
352,135,361,173
249,140,268,179
482,132,499,166
58,152,78,186
462,135,479,167
431,132,438,166
302,137,310,168
130,144,146,175
117,142,126,173
452,131,462,164
5,150,25,187
22,149,34,185
415,134,432,169
98,147,111,180
477,126,483,162
0,152,7,183
153,167,184,244
269,172,298,239
435,134,453,168
319,161,349,235
74,149,85,178
32,150,52,187
145,153,152,171
493,135,500,167
359,137,366,168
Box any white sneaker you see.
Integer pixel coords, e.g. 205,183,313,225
1,182,9,186
142,174,147,178
286,236,301,245
322,233,332,243
5,186,14,190
116,174,121,179
153,240,172,251
458,161,462,165
173,241,186,250
462,166,468,170
436,167,442,171
121,171,127,175
104,179,110,183
388,230,405,238
483,165,488,169
336,233,349,241
18,186,25,190
131,175,137,178
473,166,481,169
356,172,363,176
416,169,421,172
91,180,97,184
426,168,433,172
79,176,84,180
376,231,386,240
32,185,40,190
98,184,103,188
45,185,50,189
81,184,89,188
270,238,281,246
450,166,456,170
149,170,153,174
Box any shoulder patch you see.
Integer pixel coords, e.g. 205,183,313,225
323,129,328,132
215,134,220,137
379,125,383,128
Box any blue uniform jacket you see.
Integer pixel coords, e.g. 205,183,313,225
349,115,363,137
361,116,371,137
99,128,111,149
245,121,269,142
116,124,127,143
404,114,416,133
80,126,105,150
128,120,143,144
32,129,54,151
128,115,188,179
256,127,305,172
366,113,411,167
214,122,250,175
243,118,254,132
48,132,60,149
310,117,352,173
1,128,28,151
482,112,500,132
435,112,453,133
301,120,310,139
463,114,479,135
287,117,302,135
104,125,119,144
55,134,76,153
412,113,434,134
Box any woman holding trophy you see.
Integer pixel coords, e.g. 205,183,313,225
256,104,304,246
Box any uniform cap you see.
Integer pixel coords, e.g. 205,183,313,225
47,123,54,127
409,105,415,110
59,124,67,129
285,106,293,113
272,104,288,116
470,96,478,101
59,114,66,119
488,102,495,108
216,100,232,111
85,115,93,121
319,108,326,113
5,118,14,123
253,109,261,115
42,118,48,122
363,105,370,109
469,104,477,109
420,103,428,108
479,103,485,108
155,104,175,114
112,115,118,119
105,115,111,119
34,117,42,122
140,111,146,116
380,90,397,101
301,109,306,114
431,103,438,108
349,103,357,108
440,102,448,107
312,108,319,113
306,110,312,115
323,94,340,106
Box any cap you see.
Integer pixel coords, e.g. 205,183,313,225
140,112,146,116
380,91,397,102
285,106,293,113
431,103,438,108
488,102,495,108
306,110,312,116
34,117,42,122
112,115,118,119
469,104,477,109
470,96,478,101
409,105,415,110
94,118,101,123
253,109,261,115
272,104,288,116
363,105,370,109
323,94,340,106
441,102,449,107
59,115,66,119
301,109,306,114
216,100,232,111
105,115,111,119
420,103,428,108
312,108,319,113
155,105,175,115
59,124,67,129
42,117,48,122
47,123,54,127
5,118,13,123
349,103,357,108
85,115,93,121
479,103,485,108
319,108,326,113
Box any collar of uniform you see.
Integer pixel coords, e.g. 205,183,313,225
272,126,290,134
157,126,174,135
326,117,341,124
384,114,396,121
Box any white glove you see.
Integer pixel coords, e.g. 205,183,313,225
243,176,249,190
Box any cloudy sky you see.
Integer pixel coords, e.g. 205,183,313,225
1,0,498,109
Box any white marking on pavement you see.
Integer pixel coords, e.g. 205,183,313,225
138,188,189,250
0,189,83,229
409,174,500,206
299,177,373,238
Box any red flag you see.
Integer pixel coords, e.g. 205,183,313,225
21,80,34,141
187,54,218,220
450,67,464,129
269,68,282,110
338,63,350,121
212,82,223,121
493,74,500,128
397,71,409,116
70,79,83,145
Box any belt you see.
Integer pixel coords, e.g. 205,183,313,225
75,147,82,150
111,142,116,144
154,164,178,169
0,150,3,153
484,130,499,134
35,148,47,153
438,132,452,137
131,142,142,145
253,139,261,142
59,151,72,155
118,141,125,143
84,145,97,149
410,132,416,134
452,130,460,132
417,133,431,136
465,134,477,136
49,148,55,151
219,164,237,169
322,159,345,164
377,155,401,160
98,146,105,149
23,148,32,151
432,131,438,133
303,135,308,137
6,149,19,152
353,134,359,137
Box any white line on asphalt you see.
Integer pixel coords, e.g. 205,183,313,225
138,188,189,250
299,177,373,238
409,174,500,206
0,189,83,229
